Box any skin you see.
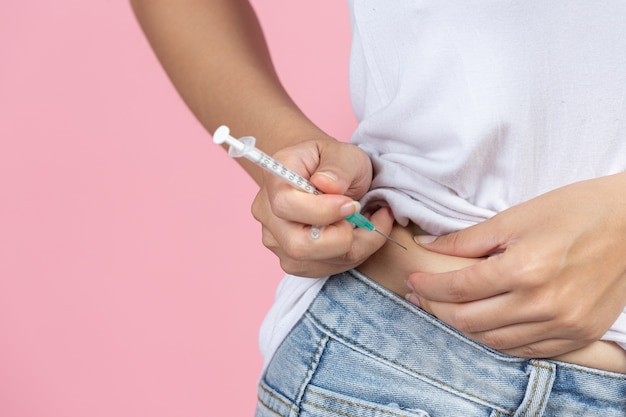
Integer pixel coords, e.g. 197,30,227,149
131,0,626,358
406,173,626,358
251,141,393,277
129,0,392,274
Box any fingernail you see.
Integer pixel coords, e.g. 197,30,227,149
405,279,414,291
340,201,361,217
404,293,421,307
414,235,437,245
314,171,338,182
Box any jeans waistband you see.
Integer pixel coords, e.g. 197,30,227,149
305,270,626,412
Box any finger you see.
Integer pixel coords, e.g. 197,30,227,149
268,225,382,277
407,253,512,303
269,216,387,263
500,339,589,359
300,207,393,267
309,142,372,198
482,323,593,358
270,186,359,226
416,214,510,258
265,217,353,257
472,321,583,354
264,209,392,276
414,292,551,335
367,206,395,234
262,225,345,278
273,141,371,199
277,256,353,278
415,297,589,357
347,206,395,256
473,319,567,351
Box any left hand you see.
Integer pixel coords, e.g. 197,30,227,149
406,173,626,358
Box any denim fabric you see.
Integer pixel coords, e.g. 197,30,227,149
256,270,626,417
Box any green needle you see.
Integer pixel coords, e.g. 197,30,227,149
345,213,408,250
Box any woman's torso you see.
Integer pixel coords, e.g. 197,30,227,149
350,0,626,373
357,223,626,374
260,0,626,373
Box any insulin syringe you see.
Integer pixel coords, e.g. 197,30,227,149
213,125,407,250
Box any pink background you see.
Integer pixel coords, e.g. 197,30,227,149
0,1,355,416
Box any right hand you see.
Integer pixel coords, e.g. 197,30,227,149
252,138,395,277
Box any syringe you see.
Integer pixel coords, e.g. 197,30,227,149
213,125,407,250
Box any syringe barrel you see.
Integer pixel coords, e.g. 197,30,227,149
251,151,320,195
215,125,320,195
213,125,406,248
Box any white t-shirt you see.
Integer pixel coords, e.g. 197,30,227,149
260,0,626,369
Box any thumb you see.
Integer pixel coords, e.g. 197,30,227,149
310,142,372,199
414,219,506,258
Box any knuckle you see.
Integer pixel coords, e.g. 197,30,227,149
281,240,311,261
260,233,274,250
279,259,311,277
440,232,463,252
445,278,469,302
559,309,599,340
279,259,337,279
512,249,562,289
340,248,365,268
529,291,560,321
278,260,299,275
265,231,312,262
479,331,508,350
269,192,292,218
559,312,584,333
251,193,266,222
448,309,475,333
516,344,541,358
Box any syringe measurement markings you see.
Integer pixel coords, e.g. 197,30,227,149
260,155,320,194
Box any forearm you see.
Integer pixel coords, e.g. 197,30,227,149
130,0,332,183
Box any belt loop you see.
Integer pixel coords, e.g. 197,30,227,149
514,360,556,417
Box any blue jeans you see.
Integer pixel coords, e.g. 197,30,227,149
256,270,626,416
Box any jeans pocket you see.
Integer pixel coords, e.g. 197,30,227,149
299,385,431,417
